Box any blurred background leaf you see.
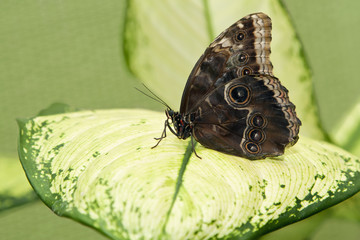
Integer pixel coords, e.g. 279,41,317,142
0,156,37,212
330,99,360,157
124,0,325,139
1,0,360,239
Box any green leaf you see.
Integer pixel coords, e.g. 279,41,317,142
0,103,80,212
0,155,37,211
37,102,79,117
258,210,329,240
18,109,360,239
326,99,360,224
124,0,325,140
331,99,360,157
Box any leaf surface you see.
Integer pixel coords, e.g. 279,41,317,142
19,109,360,239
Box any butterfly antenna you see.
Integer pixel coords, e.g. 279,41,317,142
141,83,171,108
134,87,167,107
135,84,171,109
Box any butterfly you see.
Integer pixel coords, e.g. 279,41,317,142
153,12,301,160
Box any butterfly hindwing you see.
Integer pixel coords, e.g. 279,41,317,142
192,75,300,159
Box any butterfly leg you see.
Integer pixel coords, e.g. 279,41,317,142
191,135,202,159
152,120,168,148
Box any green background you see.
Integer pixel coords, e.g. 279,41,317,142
1,0,359,239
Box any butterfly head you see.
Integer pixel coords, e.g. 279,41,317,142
165,109,192,140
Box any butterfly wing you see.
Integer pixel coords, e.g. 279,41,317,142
180,12,273,114
178,12,300,159
192,75,300,159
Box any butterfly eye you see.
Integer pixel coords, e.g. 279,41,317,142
228,84,251,105
241,67,252,75
238,53,248,64
236,31,246,41
248,129,265,143
250,114,267,128
244,142,260,154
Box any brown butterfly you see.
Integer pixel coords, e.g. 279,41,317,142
153,12,301,159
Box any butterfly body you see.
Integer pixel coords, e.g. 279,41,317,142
159,13,301,160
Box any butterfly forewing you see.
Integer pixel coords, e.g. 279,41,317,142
180,13,273,114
